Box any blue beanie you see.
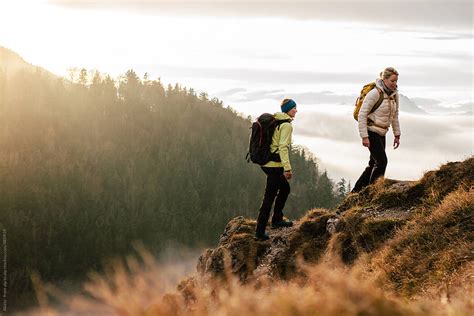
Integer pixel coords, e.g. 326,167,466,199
281,99,297,113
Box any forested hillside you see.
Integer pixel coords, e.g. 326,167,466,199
0,47,342,309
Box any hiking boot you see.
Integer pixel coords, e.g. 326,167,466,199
254,233,270,241
271,220,293,229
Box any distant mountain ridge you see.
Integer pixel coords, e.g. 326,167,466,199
2,45,458,116
0,46,55,78
216,87,430,114
398,93,427,114
419,101,474,116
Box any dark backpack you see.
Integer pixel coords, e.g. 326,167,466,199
246,113,291,165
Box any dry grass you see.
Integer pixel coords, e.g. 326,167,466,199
368,187,473,297
23,159,473,315
24,247,472,316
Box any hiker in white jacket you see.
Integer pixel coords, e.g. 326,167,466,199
352,67,401,192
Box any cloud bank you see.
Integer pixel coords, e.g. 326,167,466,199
154,64,472,88
292,108,473,184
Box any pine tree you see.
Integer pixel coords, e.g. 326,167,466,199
0,65,342,307
336,178,348,199
78,68,88,86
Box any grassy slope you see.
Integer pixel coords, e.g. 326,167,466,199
29,158,474,315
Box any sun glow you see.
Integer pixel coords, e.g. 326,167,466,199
1,0,472,185
1,1,471,91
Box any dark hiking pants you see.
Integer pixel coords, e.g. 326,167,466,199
353,131,387,192
256,167,290,235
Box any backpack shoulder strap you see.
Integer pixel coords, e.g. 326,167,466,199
276,119,292,129
370,87,384,114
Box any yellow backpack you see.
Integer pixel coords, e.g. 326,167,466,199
353,82,384,121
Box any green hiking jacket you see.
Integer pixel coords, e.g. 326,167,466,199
262,112,293,171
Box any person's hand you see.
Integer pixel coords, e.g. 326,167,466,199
393,136,400,149
362,137,370,148
284,170,292,180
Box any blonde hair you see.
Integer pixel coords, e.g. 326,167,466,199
380,67,399,79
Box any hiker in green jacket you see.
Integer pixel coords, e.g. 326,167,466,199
255,98,297,241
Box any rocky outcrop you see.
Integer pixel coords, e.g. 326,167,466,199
196,158,473,287
197,210,332,282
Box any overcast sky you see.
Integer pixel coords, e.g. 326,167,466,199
0,0,472,185
49,0,473,30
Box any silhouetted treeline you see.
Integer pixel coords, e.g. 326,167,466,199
0,66,342,308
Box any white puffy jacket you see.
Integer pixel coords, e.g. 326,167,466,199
358,78,401,138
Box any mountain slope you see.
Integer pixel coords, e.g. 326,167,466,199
0,46,55,78
398,93,427,114
195,157,473,296
31,158,472,315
